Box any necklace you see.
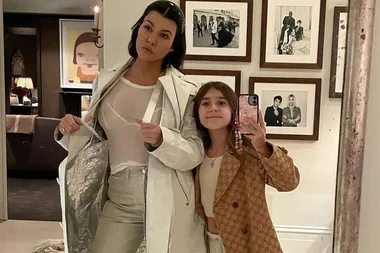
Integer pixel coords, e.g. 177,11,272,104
210,157,218,168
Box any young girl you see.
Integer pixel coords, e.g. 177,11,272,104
193,81,300,253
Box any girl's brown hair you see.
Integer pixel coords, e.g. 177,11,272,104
193,81,241,154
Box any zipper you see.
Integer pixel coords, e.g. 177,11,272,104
175,171,189,206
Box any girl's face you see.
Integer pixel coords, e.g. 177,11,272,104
76,42,99,74
198,88,232,131
136,11,177,63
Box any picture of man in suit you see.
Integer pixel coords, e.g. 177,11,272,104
277,11,296,54
283,94,302,127
264,95,283,126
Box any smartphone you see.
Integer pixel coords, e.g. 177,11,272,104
238,94,259,135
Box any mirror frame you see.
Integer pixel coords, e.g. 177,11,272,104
333,0,376,252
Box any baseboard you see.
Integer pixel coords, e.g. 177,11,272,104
275,225,333,235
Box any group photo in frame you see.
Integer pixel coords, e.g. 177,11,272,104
249,77,321,140
59,19,99,89
181,69,241,94
180,0,253,62
329,6,348,98
260,0,326,69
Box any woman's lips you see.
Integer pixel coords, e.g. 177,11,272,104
142,46,154,54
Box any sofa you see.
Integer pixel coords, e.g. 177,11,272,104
6,116,68,178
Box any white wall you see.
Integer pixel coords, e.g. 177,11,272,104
103,0,344,252
358,2,380,252
3,0,97,15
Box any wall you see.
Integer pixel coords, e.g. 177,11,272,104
358,2,380,252
3,0,97,15
103,0,344,252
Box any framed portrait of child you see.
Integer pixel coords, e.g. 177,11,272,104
59,19,99,89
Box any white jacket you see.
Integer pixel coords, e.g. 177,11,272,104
56,58,206,253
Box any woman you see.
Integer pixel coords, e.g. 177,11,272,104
282,28,310,55
282,94,301,127
264,95,283,127
56,1,206,253
193,82,300,253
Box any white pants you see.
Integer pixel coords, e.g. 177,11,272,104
207,231,226,253
90,167,146,253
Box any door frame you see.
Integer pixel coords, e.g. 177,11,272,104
0,0,8,221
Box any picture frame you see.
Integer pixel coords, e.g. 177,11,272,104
182,69,241,94
59,19,99,89
329,6,348,98
180,0,253,62
249,77,321,140
260,0,326,69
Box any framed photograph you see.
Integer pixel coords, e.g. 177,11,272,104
260,0,326,69
329,7,348,98
180,0,253,62
249,77,321,140
59,19,99,89
182,69,241,94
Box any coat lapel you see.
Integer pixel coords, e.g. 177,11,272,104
87,60,131,118
158,68,192,128
214,152,241,206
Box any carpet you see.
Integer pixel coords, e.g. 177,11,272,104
7,177,62,221
33,239,64,253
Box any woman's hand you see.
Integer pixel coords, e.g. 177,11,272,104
135,119,163,147
59,114,92,136
244,111,272,158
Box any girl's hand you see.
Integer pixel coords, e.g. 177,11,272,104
245,111,272,157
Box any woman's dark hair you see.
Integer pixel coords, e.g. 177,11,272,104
73,32,96,64
274,95,283,103
128,0,186,70
193,81,241,153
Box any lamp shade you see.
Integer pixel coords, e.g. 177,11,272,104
17,77,34,89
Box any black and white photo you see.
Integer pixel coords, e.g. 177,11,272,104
250,77,321,140
260,0,326,69
262,91,308,127
181,0,253,62
274,6,312,56
193,9,240,49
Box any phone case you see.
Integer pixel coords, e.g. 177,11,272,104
239,94,259,135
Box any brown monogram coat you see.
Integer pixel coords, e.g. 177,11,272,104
195,143,300,253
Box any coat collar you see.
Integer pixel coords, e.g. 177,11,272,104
213,152,241,206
